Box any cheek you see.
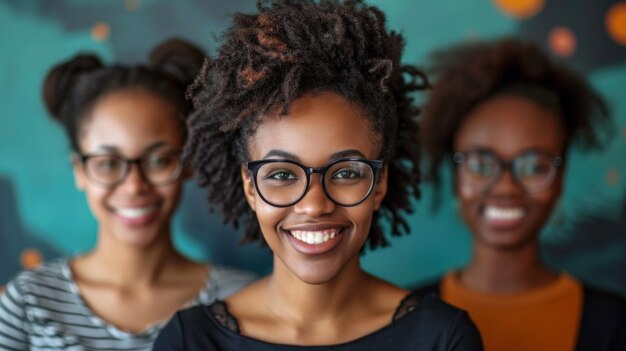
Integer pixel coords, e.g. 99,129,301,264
457,182,480,208
83,186,110,217
159,182,184,204
530,189,561,214
254,201,289,232
457,184,482,226
349,199,377,237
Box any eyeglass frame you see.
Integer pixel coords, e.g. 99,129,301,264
75,150,184,188
246,158,385,208
452,148,564,194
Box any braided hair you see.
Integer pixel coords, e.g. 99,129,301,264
185,0,429,250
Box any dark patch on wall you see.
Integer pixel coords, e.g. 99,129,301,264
0,175,62,284
544,192,626,297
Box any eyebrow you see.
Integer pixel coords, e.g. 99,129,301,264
262,150,301,161
91,141,169,155
330,149,366,160
261,149,366,162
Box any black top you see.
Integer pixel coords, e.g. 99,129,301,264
414,282,626,351
153,292,483,351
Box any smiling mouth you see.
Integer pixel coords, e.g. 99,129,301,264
484,206,525,221
289,228,342,245
113,205,159,219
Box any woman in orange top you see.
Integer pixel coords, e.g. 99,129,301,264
417,38,625,351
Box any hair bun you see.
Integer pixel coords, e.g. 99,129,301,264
149,38,206,85
43,54,102,121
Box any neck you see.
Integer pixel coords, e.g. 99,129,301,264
82,227,182,287
461,239,558,293
264,256,369,327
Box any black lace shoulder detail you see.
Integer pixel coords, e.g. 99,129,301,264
209,300,241,334
392,291,422,321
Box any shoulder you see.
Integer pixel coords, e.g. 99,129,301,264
207,265,257,299
176,304,216,325
580,285,626,325
3,259,70,297
0,259,74,334
411,278,442,296
580,284,626,325
408,292,471,322
576,285,626,351
392,292,482,349
583,285,626,310
158,304,215,337
155,302,235,350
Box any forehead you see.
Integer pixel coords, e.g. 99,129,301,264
248,91,381,164
454,95,566,157
79,89,183,153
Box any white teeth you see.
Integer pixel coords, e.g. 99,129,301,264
115,206,157,219
485,206,524,221
290,229,340,245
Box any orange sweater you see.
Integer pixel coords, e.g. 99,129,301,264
441,272,583,351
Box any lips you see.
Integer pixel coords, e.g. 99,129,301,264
283,225,347,255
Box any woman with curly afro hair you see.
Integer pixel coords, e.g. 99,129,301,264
154,1,482,350
416,38,625,351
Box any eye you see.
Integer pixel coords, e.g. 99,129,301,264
467,158,496,177
146,154,176,169
331,168,361,180
266,170,297,181
516,159,552,177
93,157,122,172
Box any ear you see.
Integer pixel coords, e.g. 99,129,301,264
372,165,388,210
71,153,86,191
241,164,257,212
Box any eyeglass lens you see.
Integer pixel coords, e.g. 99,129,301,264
254,160,375,206
458,151,558,193
84,151,181,186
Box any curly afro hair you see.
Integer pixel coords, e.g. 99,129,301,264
420,38,613,208
185,0,429,250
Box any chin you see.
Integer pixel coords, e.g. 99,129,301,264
112,225,164,248
290,263,343,285
477,229,538,251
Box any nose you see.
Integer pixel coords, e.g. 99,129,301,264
293,175,336,217
117,163,151,193
487,168,524,195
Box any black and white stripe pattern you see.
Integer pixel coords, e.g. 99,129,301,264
0,259,256,350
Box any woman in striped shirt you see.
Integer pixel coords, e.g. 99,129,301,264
0,39,255,350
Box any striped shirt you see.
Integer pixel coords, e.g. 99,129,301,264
0,259,256,350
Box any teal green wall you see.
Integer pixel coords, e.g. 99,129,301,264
1,0,624,295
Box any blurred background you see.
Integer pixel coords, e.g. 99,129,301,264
1,0,625,296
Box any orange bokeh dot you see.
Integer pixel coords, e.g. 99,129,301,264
493,0,545,19
549,26,577,58
606,169,620,186
125,0,141,11
606,3,626,46
91,22,110,42
21,249,43,269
